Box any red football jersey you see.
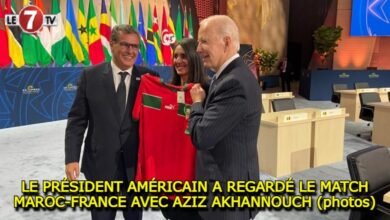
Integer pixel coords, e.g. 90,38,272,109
133,74,195,182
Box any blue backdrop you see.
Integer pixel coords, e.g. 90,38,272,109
0,66,278,129
299,69,390,100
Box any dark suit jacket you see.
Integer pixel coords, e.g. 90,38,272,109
65,62,156,181
189,57,262,220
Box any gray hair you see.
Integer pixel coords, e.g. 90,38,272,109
200,15,240,51
111,24,140,42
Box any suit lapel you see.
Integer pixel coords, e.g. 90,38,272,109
205,57,243,107
125,66,142,121
102,62,122,124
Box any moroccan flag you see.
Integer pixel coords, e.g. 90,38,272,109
146,2,157,65
175,5,183,43
36,0,52,66
188,9,194,38
100,0,111,61
5,0,24,67
78,0,90,65
50,0,67,66
21,1,37,66
183,7,189,38
110,0,118,28
153,5,162,64
0,3,11,67
65,0,85,65
87,0,105,64
137,1,147,64
161,6,173,65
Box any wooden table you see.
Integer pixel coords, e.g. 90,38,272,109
370,102,390,147
258,108,348,177
338,88,389,122
262,92,294,113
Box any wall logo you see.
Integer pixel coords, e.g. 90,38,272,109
368,72,379,78
22,85,40,95
338,72,350,78
63,83,77,92
5,5,57,33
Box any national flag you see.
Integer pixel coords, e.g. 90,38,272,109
21,0,37,66
50,0,67,66
110,0,118,28
100,0,111,61
175,5,183,43
5,0,24,67
65,0,85,65
137,1,147,64
78,0,90,65
168,8,176,43
161,6,173,65
183,7,189,38
153,5,162,64
87,0,105,64
129,0,137,28
146,2,157,65
188,8,194,38
0,3,11,67
119,0,125,24
36,0,52,66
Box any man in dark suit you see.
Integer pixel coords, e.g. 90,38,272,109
278,57,292,92
189,15,262,220
65,25,156,220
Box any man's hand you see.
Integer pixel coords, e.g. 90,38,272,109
190,83,206,103
65,162,80,181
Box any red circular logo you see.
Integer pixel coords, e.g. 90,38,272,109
19,5,44,33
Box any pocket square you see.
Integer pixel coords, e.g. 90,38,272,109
136,77,140,81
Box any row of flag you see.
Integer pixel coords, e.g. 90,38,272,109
0,0,195,68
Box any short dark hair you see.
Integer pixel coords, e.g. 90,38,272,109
171,38,206,85
111,24,140,42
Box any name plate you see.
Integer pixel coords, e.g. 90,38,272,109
319,109,342,117
282,113,308,123
379,88,390,92
272,92,291,98
384,191,390,204
357,88,377,93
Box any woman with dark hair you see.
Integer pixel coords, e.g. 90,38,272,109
171,38,206,86
160,38,204,220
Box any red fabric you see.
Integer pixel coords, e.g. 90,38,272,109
0,5,11,67
160,6,173,66
133,74,195,182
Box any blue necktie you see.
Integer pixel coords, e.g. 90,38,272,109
209,75,217,92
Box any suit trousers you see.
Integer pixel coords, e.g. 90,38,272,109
90,152,142,220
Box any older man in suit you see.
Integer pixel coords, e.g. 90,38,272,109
65,25,156,220
189,15,262,220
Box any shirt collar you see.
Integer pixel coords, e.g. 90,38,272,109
111,61,133,76
214,53,240,79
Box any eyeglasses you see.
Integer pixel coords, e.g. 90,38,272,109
117,41,139,50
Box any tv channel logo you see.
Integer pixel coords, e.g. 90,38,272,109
5,5,57,33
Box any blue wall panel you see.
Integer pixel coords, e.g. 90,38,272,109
299,70,390,100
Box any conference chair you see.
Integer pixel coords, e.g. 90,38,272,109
355,82,370,89
357,92,381,138
271,98,296,112
331,83,348,105
347,146,390,219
